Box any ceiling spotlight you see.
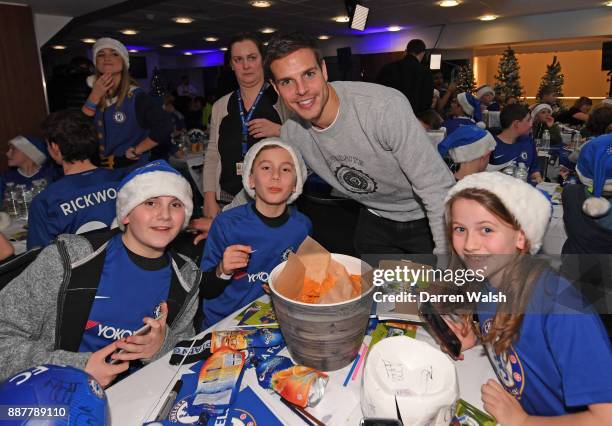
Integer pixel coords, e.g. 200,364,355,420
81,38,96,44
318,35,331,40
260,27,276,34
250,1,272,7
220,47,228,51
605,1,612,6
161,43,175,48
184,52,193,56
346,1,369,31
387,26,401,32
51,45,67,50
120,29,138,35
204,37,218,42
128,49,139,53
439,0,460,7
479,14,497,21
263,42,269,46
173,17,194,24
333,16,350,23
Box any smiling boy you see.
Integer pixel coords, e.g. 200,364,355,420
0,160,201,388
200,138,311,328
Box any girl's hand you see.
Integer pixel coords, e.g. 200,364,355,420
85,341,129,388
113,302,168,361
481,379,529,426
220,245,252,275
443,315,478,359
90,73,114,103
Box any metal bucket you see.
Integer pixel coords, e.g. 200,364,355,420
269,254,374,371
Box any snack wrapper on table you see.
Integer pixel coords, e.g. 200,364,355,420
451,399,496,425
210,328,284,352
274,236,370,304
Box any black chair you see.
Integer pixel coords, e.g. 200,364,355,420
0,247,43,292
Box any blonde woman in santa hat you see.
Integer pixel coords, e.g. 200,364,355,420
82,38,172,169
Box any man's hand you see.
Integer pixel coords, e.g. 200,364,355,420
220,245,252,275
481,379,528,426
189,217,212,244
84,341,129,388
248,118,281,139
113,302,168,361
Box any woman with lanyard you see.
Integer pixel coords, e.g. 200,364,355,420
81,38,172,169
200,33,291,220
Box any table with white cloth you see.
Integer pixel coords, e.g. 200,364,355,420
107,295,497,426
0,216,27,255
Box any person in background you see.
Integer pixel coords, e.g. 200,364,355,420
444,172,612,423
0,160,201,387
200,139,311,328
561,134,612,338
504,95,518,107
536,85,561,115
376,39,434,115
162,95,186,133
176,75,198,98
201,93,215,130
476,85,500,112
265,32,454,255
582,103,612,139
201,33,289,220
417,109,444,131
27,111,126,249
488,103,543,183
184,96,204,130
0,135,56,201
437,125,496,181
81,38,172,169
531,103,562,146
433,71,456,115
443,92,485,136
559,96,592,127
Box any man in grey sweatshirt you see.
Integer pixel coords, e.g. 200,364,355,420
264,33,455,254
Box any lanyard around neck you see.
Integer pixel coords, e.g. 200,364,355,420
237,83,268,157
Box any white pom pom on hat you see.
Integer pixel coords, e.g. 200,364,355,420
575,134,612,217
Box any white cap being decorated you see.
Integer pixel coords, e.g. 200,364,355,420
476,85,494,99
446,172,552,254
92,37,130,68
531,103,553,119
242,138,307,204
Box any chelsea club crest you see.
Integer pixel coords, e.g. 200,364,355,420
113,111,126,123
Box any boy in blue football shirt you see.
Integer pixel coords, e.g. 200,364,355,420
27,110,126,249
487,103,543,184
200,138,311,328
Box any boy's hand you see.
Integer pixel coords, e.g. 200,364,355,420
220,245,252,275
248,118,281,139
481,379,528,426
85,341,129,388
189,217,212,244
442,315,478,359
113,302,168,361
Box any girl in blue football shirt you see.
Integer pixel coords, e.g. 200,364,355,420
443,172,612,424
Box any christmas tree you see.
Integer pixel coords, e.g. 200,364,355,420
494,46,523,99
537,56,564,101
150,67,166,98
455,64,476,94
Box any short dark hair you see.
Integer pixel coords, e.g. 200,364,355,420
228,32,265,59
41,110,97,163
585,104,612,137
573,96,592,109
500,103,530,129
406,39,426,55
416,109,443,130
264,32,323,78
539,85,556,97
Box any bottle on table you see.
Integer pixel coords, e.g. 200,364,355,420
514,162,529,182
15,184,32,221
2,182,19,217
542,130,551,151
502,160,517,177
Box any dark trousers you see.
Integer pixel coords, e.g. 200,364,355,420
353,208,435,256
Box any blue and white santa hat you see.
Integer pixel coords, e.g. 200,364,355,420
8,135,48,166
476,85,494,99
116,160,193,230
457,92,485,128
437,125,496,163
575,134,612,217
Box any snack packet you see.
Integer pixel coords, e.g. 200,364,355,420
210,328,284,353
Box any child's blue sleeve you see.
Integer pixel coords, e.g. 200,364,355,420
26,197,55,249
545,311,612,408
200,218,228,272
528,137,541,175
